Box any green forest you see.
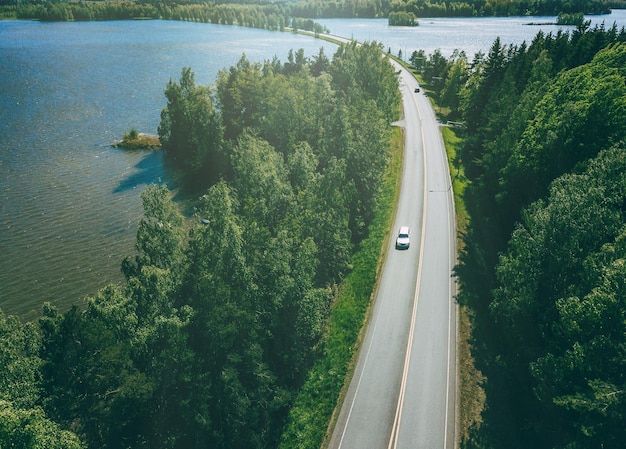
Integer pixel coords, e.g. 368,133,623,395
0,0,618,22
0,42,400,448
3,10,626,449
411,22,626,448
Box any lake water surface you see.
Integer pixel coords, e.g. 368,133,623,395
318,10,626,58
2,12,625,319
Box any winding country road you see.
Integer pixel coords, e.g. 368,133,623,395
327,56,458,449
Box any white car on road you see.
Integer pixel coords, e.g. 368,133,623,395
395,226,410,250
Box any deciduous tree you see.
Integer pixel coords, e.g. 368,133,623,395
159,67,224,181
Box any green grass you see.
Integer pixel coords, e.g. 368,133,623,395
441,126,467,234
440,125,486,445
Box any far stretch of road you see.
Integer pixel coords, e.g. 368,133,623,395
327,57,458,449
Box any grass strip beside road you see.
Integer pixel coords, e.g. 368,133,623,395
441,125,486,446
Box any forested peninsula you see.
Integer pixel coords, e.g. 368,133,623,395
412,22,626,448
0,42,401,448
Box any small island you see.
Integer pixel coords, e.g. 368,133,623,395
113,128,161,150
526,12,587,27
388,11,419,27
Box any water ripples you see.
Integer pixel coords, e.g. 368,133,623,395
1,19,345,319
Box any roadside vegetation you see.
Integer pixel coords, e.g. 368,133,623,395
443,119,484,447
413,23,626,449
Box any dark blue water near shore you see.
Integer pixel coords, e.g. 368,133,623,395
2,12,625,319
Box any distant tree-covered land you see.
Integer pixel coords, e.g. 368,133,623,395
0,0,616,22
411,22,626,449
0,41,400,448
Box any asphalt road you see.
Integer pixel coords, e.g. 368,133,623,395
327,60,457,449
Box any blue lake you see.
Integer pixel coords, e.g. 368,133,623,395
318,10,626,58
1,13,625,318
